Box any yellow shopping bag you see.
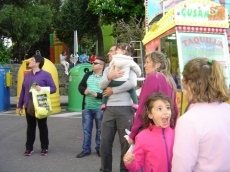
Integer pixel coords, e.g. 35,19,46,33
31,87,52,119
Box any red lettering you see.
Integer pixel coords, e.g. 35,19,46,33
182,40,188,46
182,37,223,48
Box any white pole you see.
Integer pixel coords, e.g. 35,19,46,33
74,30,78,54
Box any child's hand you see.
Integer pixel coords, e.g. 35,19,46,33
128,138,134,145
123,152,134,164
107,66,124,80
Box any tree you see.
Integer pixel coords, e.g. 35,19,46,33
28,0,62,58
0,0,32,8
0,39,12,64
88,0,145,49
113,16,145,43
88,0,145,25
0,4,53,62
53,0,104,55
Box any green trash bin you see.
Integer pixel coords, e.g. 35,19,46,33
66,63,92,112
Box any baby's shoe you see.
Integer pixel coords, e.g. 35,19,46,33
100,104,106,110
65,71,69,75
132,104,139,110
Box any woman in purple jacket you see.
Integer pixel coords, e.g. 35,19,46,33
18,54,56,156
128,51,178,144
123,92,175,172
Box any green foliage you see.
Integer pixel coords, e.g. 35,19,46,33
113,16,145,43
88,0,145,24
53,0,100,50
0,39,12,64
0,4,53,61
35,0,62,13
0,0,33,8
28,0,62,58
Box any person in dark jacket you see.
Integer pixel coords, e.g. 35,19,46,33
18,54,56,156
76,57,105,158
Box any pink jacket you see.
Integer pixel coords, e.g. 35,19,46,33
125,125,175,172
129,72,178,140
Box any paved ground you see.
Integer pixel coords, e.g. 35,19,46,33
0,104,122,172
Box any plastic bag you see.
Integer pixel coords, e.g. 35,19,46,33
31,87,52,119
124,129,134,153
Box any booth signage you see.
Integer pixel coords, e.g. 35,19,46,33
175,2,228,24
177,32,230,88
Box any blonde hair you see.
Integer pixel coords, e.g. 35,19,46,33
182,58,229,103
147,51,177,91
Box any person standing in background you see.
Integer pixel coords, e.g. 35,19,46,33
70,53,79,69
18,54,56,156
100,43,141,110
172,58,230,171
99,45,137,172
60,51,69,75
128,51,178,145
79,52,89,63
89,52,97,63
76,57,105,158
173,67,181,89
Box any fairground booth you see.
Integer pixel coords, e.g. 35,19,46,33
143,0,230,115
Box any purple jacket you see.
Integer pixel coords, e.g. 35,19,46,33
125,124,175,172
18,70,56,109
129,72,178,140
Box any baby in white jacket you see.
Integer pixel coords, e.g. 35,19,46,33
101,43,141,110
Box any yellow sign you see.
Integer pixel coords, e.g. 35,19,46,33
174,0,228,27
143,0,229,45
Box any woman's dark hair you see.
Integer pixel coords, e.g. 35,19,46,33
142,92,175,128
33,54,44,69
61,51,66,55
96,56,106,70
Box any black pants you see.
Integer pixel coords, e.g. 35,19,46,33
100,106,134,172
25,109,49,150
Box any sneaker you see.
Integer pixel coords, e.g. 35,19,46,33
96,150,100,157
132,104,139,110
100,104,106,110
65,71,69,76
24,150,34,156
76,151,91,158
41,149,48,156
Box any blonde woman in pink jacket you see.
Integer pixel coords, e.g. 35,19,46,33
124,92,175,172
172,58,230,171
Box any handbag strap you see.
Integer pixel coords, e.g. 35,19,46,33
28,71,33,87
28,72,33,99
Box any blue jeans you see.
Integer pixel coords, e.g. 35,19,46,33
82,109,103,153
